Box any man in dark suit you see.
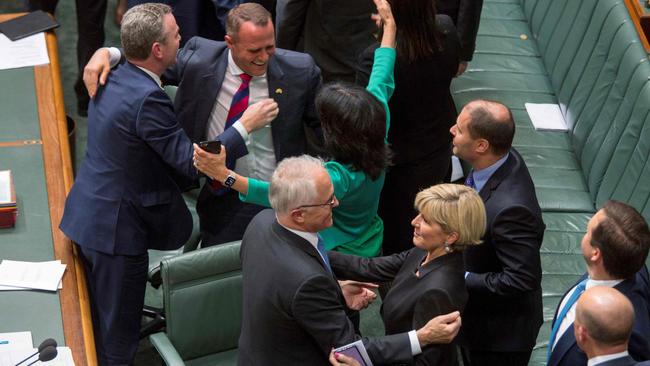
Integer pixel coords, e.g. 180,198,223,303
437,0,484,76
548,201,650,366
84,3,321,246
239,155,463,365
59,4,215,364
449,99,545,365
574,286,650,366
277,0,376,82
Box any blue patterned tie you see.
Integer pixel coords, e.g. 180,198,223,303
316,235,332,273
547,279,588,361
465,171,476,190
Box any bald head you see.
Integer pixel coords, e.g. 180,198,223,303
575,286,634,347
463,99,515,156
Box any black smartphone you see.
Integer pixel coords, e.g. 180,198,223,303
199,140,221,154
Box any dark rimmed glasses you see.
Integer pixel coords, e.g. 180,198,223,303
296,194,337,209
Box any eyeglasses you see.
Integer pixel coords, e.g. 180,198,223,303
296,194,336,209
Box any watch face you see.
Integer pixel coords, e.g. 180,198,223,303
224,175,236,187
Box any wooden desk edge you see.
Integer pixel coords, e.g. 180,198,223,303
624,0,650,53
0,11,101,366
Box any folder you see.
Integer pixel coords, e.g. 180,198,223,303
0,10,59,41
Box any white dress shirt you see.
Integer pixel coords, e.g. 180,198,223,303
207,51,276,181
552,278,623,350
589,351,629,366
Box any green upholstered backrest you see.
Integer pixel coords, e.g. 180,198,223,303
164,85,178,101
522,0,650,214
160,241,242,361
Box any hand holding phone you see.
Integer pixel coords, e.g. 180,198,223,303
198,140,221,154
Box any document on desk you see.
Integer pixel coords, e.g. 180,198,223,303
0,32,49,71
0,331,33,351
0,347,75,366
0,260,65,291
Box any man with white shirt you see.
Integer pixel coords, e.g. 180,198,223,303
548,200,650,366
238,155,463,365
574,286,650,366
84,3,322,246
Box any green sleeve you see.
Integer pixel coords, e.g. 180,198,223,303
365,47,396,140
239,178,271,207
326,162,351,201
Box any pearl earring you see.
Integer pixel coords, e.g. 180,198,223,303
444,243,453,253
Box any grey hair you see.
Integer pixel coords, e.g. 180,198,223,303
269,155,325,214
121,3,172,61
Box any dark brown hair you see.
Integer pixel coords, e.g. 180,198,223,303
591,200,650,279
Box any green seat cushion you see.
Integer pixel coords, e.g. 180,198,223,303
186,349,238,366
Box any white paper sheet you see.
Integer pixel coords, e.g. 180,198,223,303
0,171,11,205
0,347,75,366
0,32,49,71
0,260,65,291
525,103,568,131
0,332,33,351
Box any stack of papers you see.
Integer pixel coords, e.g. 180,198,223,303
0,170,17,229
0,260,66,291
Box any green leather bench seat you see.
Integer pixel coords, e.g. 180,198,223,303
451,0,650,363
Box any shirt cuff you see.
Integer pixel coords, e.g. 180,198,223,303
232,121,249,142
408,330,422,355
107,47,121,68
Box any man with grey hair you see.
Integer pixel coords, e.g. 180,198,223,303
574,286,650,366
238,155,463,365
59,4,214,364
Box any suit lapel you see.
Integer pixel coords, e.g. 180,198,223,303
549,325,578,366
478,152,515,202
267,58,289,159
271,220,333,275
195,53,228,140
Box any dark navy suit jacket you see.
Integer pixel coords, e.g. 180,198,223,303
458,148,546,352
549,267,650,366
60,62,198,255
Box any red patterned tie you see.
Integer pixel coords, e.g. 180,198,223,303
209,73,253,192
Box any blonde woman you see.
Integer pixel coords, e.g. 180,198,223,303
329,184,486,365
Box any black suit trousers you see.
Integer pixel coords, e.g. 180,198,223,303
79,246,148,366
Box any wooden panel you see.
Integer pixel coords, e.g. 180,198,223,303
625,0,650,52
0,12,97,366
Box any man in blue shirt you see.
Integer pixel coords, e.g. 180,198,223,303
450,99,545,366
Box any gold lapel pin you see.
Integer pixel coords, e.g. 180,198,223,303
275,88,283,94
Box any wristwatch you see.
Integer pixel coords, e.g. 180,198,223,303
223,171,237,188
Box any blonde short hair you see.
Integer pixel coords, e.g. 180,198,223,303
414,184,486,249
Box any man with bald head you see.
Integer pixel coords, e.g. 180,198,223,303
575,287,650,366
450,99,545,365
548,200,650,366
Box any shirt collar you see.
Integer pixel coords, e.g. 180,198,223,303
134,65,163,89
472,152,509,192
227,49,266,78
276,215,319,250
585,278,624,289
588,351,629,366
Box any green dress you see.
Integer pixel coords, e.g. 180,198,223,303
241,47,396,257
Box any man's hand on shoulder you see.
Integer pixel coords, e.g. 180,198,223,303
416,311,461,347
239,98,279,133
83,48,114,99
